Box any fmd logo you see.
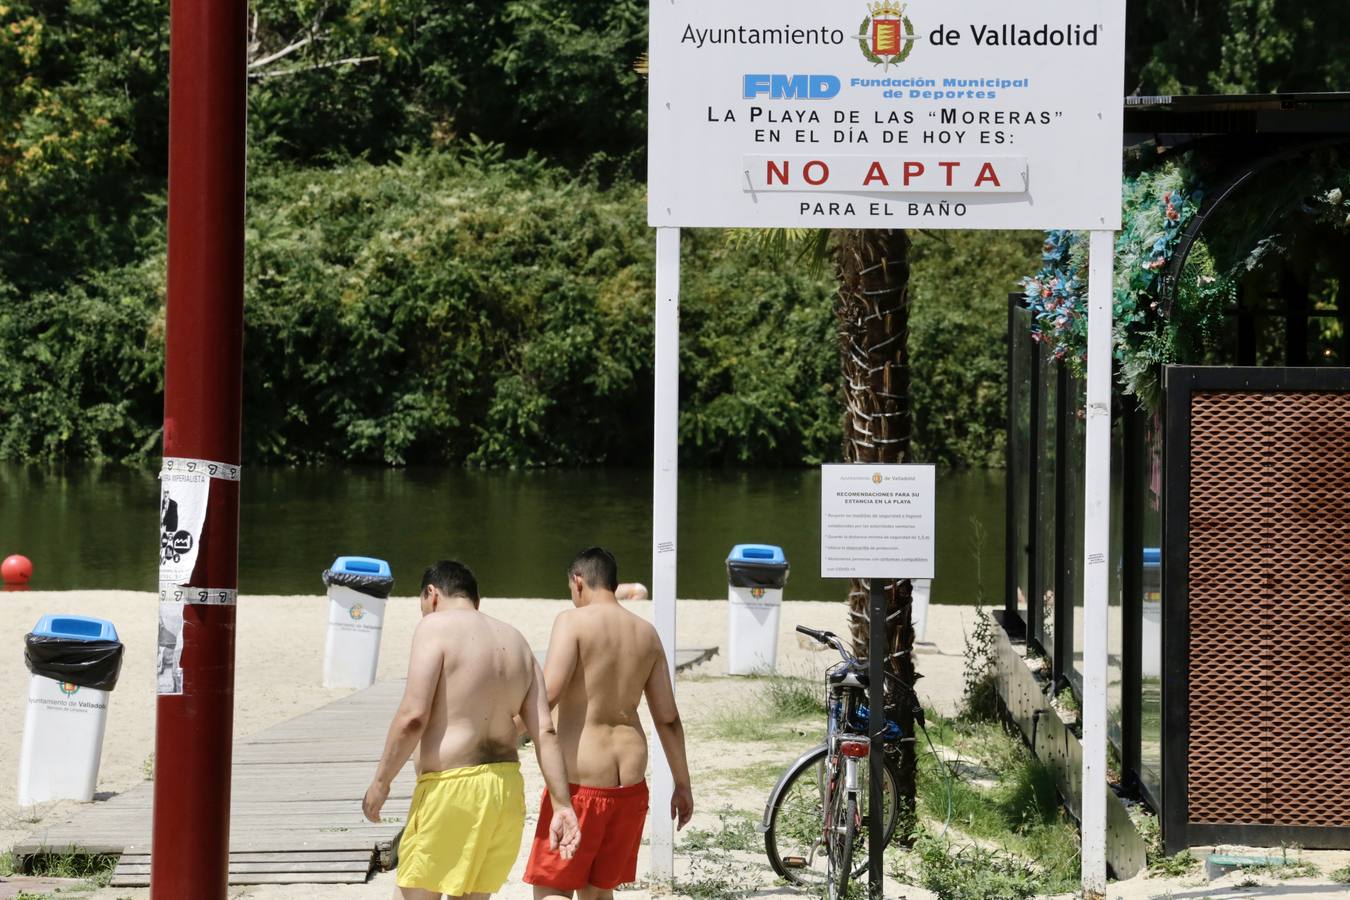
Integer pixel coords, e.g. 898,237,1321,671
742,74,841,100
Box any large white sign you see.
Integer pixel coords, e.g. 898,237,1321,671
649,0,1126,230
820,464,936,579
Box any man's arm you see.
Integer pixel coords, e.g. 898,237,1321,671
542,612,580,710
520,659,581,858
362,618,441,822
643,641,693,829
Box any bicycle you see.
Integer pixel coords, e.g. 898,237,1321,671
759,625,910,899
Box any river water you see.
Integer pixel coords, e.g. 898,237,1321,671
1,464,1004,602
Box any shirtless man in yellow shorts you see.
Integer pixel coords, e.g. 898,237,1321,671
364,560,581,899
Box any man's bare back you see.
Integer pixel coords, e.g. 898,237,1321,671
549,603,662,786
525,548,690,899
416,608,534,773
364,561,580,899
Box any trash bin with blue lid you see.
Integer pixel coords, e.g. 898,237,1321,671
1142,547,1162,677
322,556,395,689
19,614,123,805
726,544,790,675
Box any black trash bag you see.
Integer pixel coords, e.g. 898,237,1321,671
727,559,790,590
322,568,395,600
24,634,125,691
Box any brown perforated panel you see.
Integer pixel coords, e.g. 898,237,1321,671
1187,391,1350,827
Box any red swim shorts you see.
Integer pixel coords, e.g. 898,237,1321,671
524,781,649,891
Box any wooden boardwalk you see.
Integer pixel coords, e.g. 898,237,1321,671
16,646,718,887
18,679,415,886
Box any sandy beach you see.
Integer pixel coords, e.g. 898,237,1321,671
2,591,1346,899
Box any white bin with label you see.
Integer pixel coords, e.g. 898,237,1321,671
322,556,395,689
1141,547,1162,678
911,579,932,642
19,614,123,806
726,544,790,675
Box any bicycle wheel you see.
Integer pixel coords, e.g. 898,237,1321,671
764,745,902,885
828,793,857,900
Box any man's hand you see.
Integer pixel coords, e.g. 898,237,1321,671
671,783,694,830
549,804,582,859
362,780,389,823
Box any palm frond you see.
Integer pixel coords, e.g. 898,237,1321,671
724,227,833,275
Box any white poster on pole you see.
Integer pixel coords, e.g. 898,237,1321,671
157,599,186,696
158,463,210,585
820,464,936,579
649,0,1126,230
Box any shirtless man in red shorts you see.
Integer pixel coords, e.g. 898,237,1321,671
524,547,693,900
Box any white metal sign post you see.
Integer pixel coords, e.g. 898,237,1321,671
649,226,681,879
647,1,1124,893
1080,229,1116,898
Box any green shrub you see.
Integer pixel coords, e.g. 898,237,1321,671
679,807,759,853
760,676,825,719
905,833,1045,900
1148,849,1200,878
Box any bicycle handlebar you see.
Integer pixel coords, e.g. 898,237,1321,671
796,624,914,684
795,625,832,643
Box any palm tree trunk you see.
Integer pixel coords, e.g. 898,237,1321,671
832,227,919,834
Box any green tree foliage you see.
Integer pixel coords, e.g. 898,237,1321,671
0,0,167,290
179,0,644,169
908,230,1043,468
1,148,840,466
0,255,167,461
6,0,1347,468
1127,0,1350,94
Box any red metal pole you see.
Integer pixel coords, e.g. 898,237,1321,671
152,0,246,894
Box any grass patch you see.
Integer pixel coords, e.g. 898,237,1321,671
1244,853,1320,880
760,676,825,719
1135,808,1160,854
679,807,759,853
704,710,792,743
910,713,1079,894
1329,864,1350,883
1148,849,1200,878
665,809,770,900
702,675,823,745
900,832,1046,900
918,718,1058,835
714,760,788,794
19,849,117,886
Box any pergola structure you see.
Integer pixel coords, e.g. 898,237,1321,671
1002,92,1350,861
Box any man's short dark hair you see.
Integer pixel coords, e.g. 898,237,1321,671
421,560,480,607
568,546,618,592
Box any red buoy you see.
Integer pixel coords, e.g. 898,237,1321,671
2,554,33,585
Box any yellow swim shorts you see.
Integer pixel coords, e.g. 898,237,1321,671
396,761,525,896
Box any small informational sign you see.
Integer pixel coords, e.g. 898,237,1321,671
649,0,1126,229
820,463,936,579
